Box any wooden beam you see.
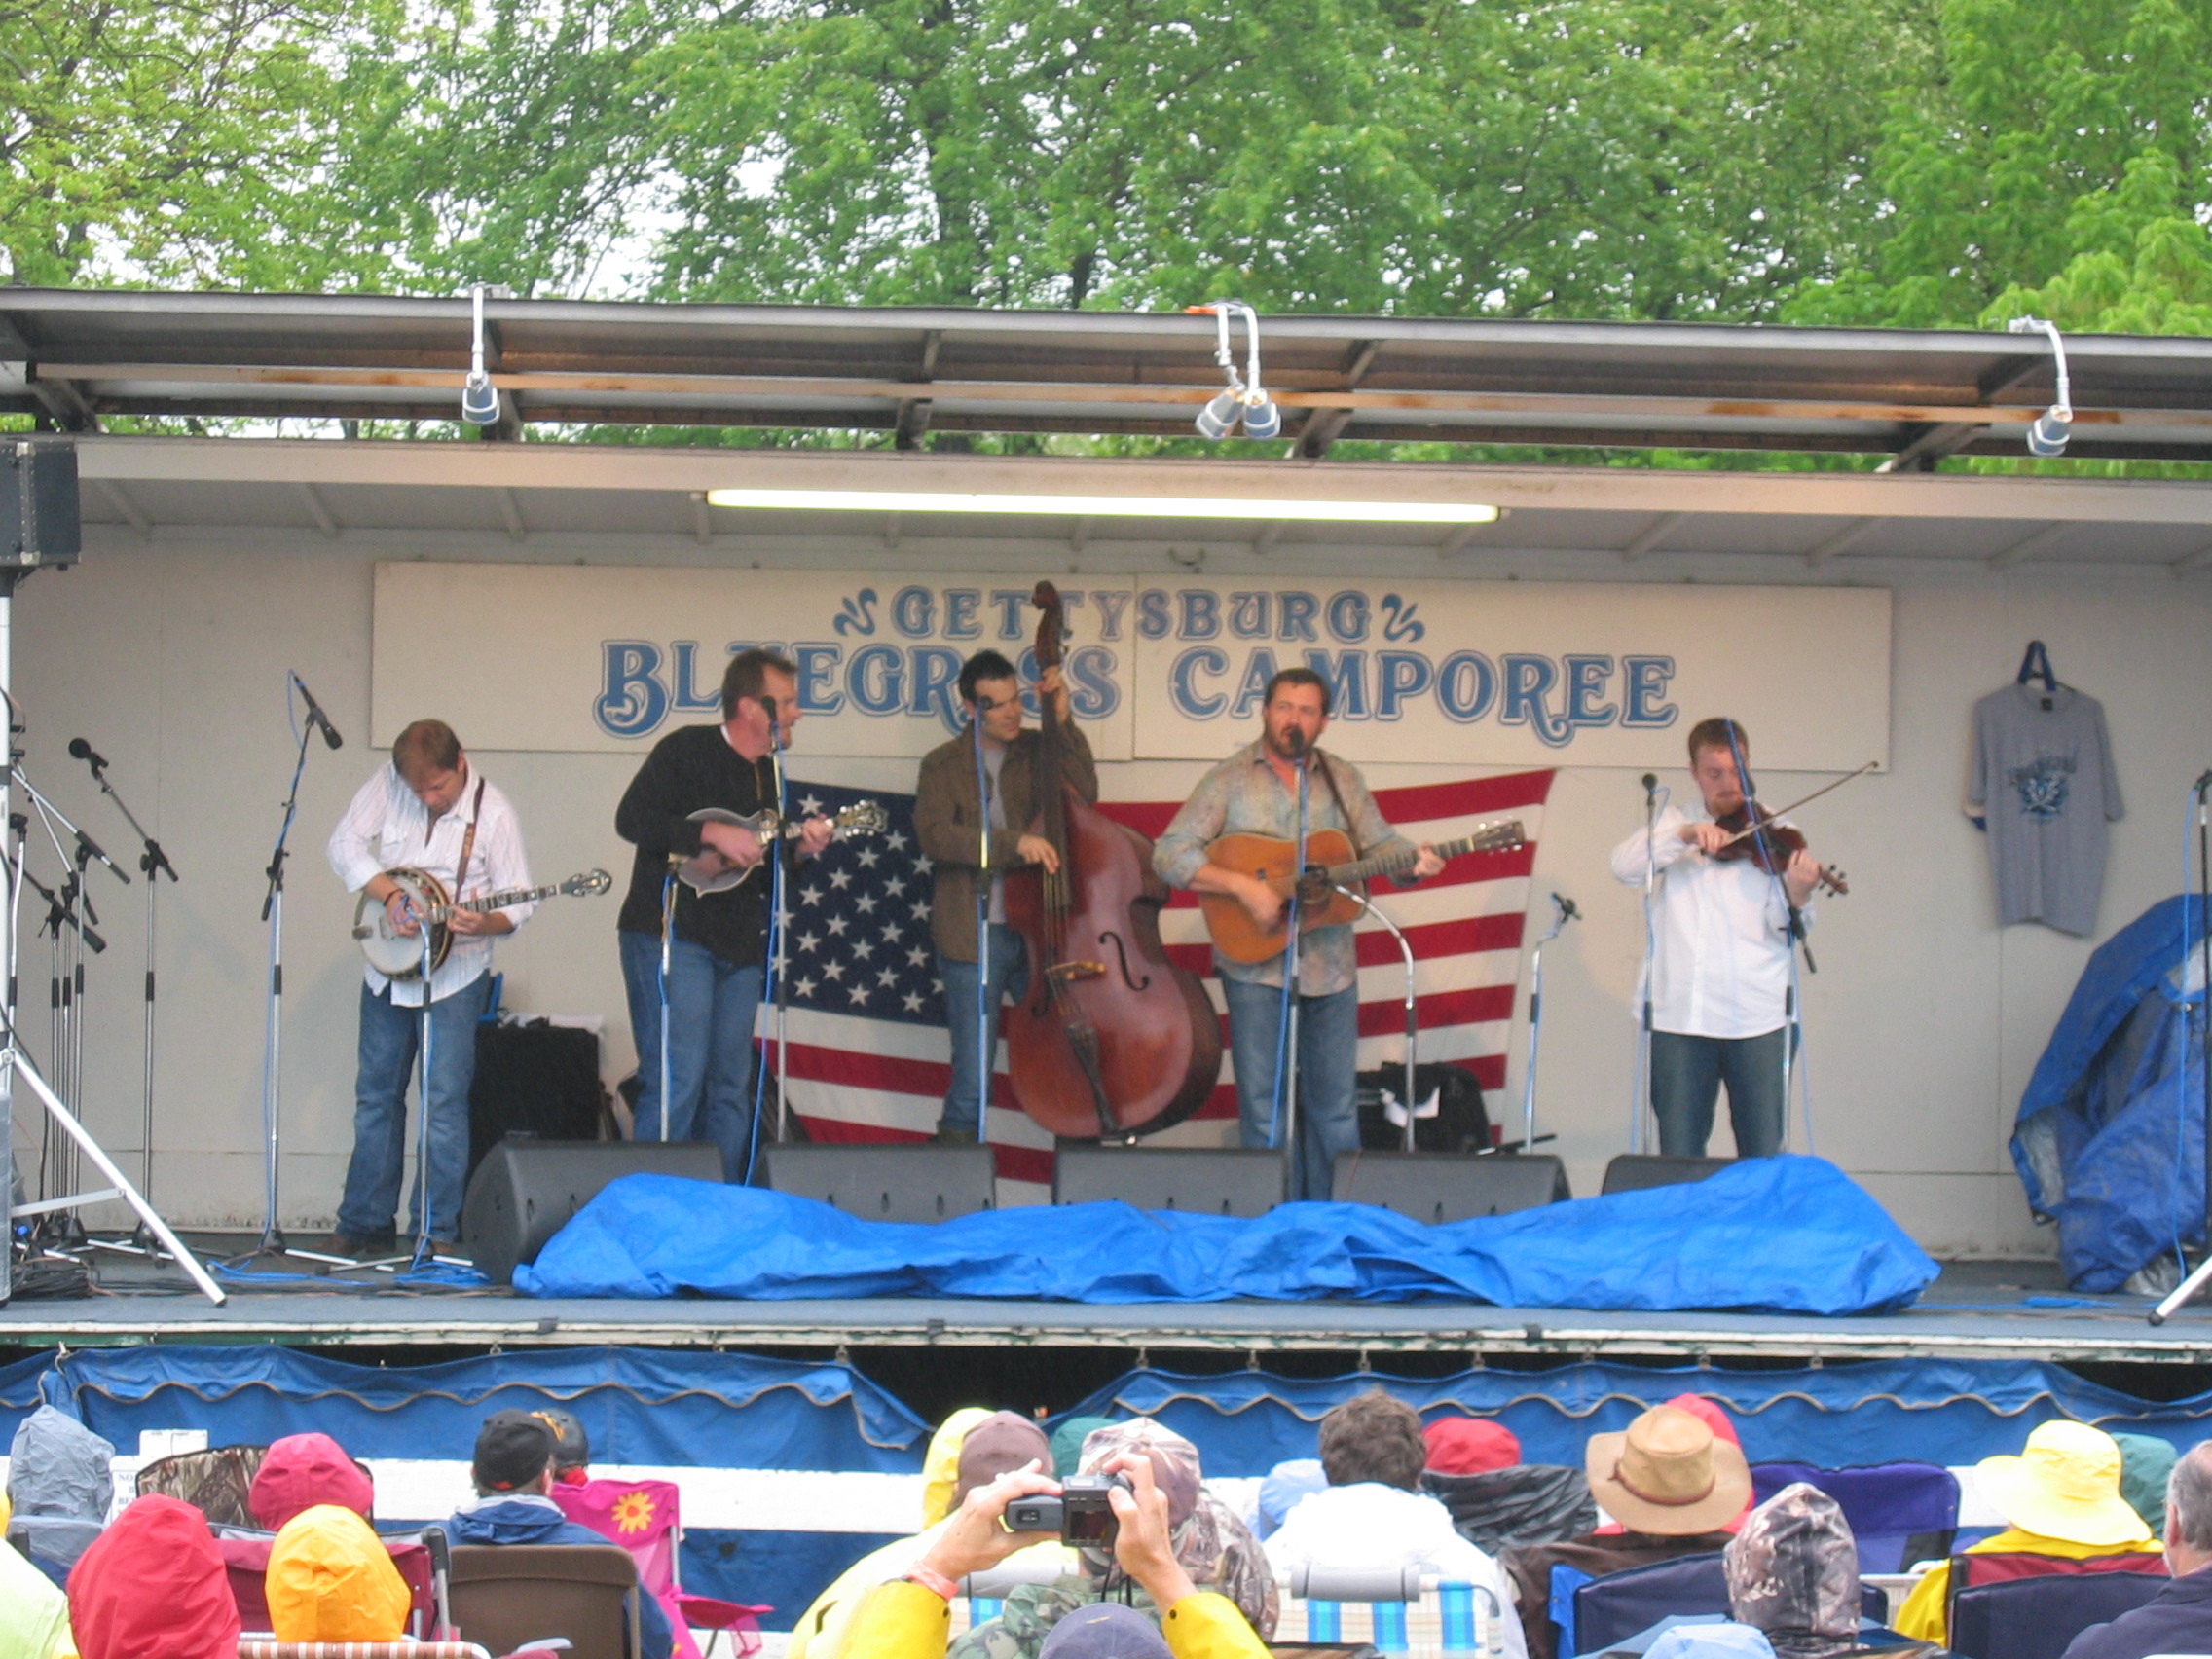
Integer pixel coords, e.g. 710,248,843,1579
1803,517,1879,567
294,481,341,539
495,487,528,543
92,480,151,540
691,491,714,546
1622,511,1686,561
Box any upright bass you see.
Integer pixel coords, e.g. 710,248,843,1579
1004,583,1223,1139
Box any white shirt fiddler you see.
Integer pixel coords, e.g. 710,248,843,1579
327,762,535,1007
1609,803,1811,1040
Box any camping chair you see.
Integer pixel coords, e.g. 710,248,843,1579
1749,1461,1961,1574
1556,1553,1729,1659
7,1515,102,1589
449,1542,643,1659
137,1443,270,1527
218,1524,452,1641
550,1477,766,1658
1951,1547,2166,1595
1280,1565,1508,1658
239,1643,491,1659
1946,1569,2167,1659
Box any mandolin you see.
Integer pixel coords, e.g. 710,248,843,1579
353,867,612,978
1198,819,1525,965
675,799,889,894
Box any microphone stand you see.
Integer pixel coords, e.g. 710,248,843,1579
1269,738,1310,1184
1331,884,1416,1153
748,707,790,1181
2153,768,2212,1325
1521,894,1578,1157
75,749,176,1246
1635,774,1661,1154
969,699,994,1145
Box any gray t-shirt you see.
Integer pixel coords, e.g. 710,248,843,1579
1970,682,2123,936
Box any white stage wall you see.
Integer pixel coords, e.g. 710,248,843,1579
13,535,2211,1255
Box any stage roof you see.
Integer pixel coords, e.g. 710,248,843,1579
7,287,2212,464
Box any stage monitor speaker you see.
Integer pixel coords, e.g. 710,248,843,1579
761,1143,996,1224
0,440,79,571
1602,1154,1735,1195
1332,1150,1570,1222
462,1136,721,1284
1052,1146,1286,1217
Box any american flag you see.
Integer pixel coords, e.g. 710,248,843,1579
771,768,1554,1200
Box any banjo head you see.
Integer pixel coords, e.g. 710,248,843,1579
354,866,455,979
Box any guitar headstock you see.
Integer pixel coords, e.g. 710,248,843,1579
837,800,890,837
564,869,614,898
1470,819,1526,854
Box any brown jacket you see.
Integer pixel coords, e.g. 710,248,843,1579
915,723,1097,962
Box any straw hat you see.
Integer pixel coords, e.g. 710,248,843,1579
1974,1421,2149,1547
1585,1405,1753,1535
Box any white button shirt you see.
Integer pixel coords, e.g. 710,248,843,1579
327,762,535,1008
1609,802,1810,1039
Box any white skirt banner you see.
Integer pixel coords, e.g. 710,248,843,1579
373,564,1890,770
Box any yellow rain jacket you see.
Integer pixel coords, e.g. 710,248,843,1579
266,1502,413,1642
1894,1526,2161,1645
0,1526,75,1659
841,1580,1268,1659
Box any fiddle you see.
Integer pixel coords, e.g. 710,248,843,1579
1709,801,1849,897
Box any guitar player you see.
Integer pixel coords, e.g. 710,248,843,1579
324,718,535,1257
1152,668,1442,1200
613,648,832,1181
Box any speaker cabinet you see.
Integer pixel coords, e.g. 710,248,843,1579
761,1142,997,1224
1052,1146,1287,1217
1602,1154,1736,1195
1332,1150,1570,1222
0,440,79,570
461,1136,721,1283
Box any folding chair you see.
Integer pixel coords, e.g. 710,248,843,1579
137,1443,270,1527
1282,1564,1509,1658
238,1642,491,1659
551,1477,766,1658
1567,1552,1728,1658
218,1524,452,1641
1749,1461,1961,1574
1947,1569,2167,1659
449,1542,644,1659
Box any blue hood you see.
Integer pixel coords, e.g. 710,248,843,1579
445,1497,582,1547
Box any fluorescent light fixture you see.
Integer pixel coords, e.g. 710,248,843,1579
702,488,1499,526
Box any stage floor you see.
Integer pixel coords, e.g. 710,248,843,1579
4,1255,2210,1364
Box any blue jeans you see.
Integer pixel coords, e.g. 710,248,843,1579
337,975,492,1241
619,929,764,1183
1650,1028,1788,1158
937,927,1030,1137
1221,976,1361,1201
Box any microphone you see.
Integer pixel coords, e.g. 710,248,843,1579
1283,726,1308,760
293,674,343,749
2195,768,2212,795
67,737,108,775
1641,772,1657,794
761,694,780,735
1552,892,1580,922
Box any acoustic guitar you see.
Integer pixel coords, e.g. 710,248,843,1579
675,799,889,894
353,867,612,979
1198,819,1526,965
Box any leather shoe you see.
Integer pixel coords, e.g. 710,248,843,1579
317,1230,396,1260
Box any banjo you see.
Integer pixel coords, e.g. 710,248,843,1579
676,799,889,894
353,867,613,979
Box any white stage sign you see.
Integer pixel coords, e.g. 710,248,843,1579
374,564,1890,770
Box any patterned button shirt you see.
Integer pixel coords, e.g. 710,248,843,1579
1153,739,1414,996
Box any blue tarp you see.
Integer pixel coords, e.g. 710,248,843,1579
2013,895,2211,1289
38,1345,927,1626
517,1155,1937,1316
1065,1359,2212,1475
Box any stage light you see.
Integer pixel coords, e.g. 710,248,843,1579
461,284,500,427
2007,316,2073,458
1187,302,1280,440
701,487,1500,526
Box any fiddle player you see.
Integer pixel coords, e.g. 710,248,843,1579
1608,717,1822,1159
1154,668,1443,1200
914,650,1095,1144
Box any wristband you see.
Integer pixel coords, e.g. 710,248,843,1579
903,1563,959,1602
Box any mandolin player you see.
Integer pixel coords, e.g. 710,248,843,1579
613,648,832,1181
914,650,1094,1144
324,719,534,1257
1153,668,1442,1200
1608,717,1821,1160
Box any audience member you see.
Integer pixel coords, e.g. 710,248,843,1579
1590,1396,1751,1537
1419,1415,1597,1557
1052,1417,1115,1480
1250,1458,1327,1541
7,1406,115,1586
1265,1391,1526,1659
1501,1404,1751,1659
2111,1432,2180,1536
0,1521,72,1659
2063,1439,2212,1659
249,1430,376,1530
841,1456,1271,1659
447,1409,676,1659
530,1406,593,1484
68,1494,240,1659
791,1410,1065,1659
1895,1419,2158,1645
1724,1482,1934,1657
267,1502,413,1642
950,1418,1276,1659
922,1408,998,1528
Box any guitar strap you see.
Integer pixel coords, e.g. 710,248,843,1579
454,775,487,903
1312,751,1364,859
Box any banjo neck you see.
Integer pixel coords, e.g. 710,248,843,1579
425,881,557,923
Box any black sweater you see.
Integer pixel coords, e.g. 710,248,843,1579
614,723,785,967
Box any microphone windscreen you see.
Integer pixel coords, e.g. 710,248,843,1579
68,737,92,759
